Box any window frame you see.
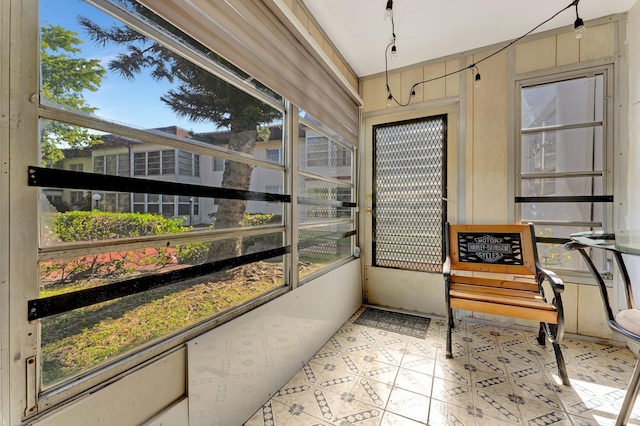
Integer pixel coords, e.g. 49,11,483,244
23,0,359,413
297,115,356,285
31,0,290,409
514,65,615,279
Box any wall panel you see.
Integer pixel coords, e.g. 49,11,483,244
580,22,616,61
445,59,460,98
34,349,187,426
362,75,388,112
471,50,508,223
401,67,424,104
515,36,556,74
556,32,580,67
423,62,447,102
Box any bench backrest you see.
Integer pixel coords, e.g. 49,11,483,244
445,223,539,277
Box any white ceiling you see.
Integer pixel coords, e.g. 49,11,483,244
301,0,637,77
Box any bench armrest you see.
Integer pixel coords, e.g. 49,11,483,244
537,266,565,344
537,267,565,293
443,255,451,278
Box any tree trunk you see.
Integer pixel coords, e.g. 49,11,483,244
208,129,256,265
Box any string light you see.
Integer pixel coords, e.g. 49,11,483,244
573,0,586,38
474,70,482,89
385,0,393,21
385,0,586,107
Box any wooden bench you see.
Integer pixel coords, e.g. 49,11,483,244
443,223,570,385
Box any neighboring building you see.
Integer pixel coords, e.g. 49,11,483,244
48,124,353,226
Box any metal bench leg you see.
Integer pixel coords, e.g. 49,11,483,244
552,342,570,386
616,355,640,426
537,322,546,346
446,309,453,358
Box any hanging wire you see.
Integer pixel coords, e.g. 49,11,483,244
385,0,582,107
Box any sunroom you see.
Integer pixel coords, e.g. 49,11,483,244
2,0,640,425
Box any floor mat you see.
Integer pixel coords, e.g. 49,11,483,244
353,307,430,338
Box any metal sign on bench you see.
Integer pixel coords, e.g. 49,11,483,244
457,232,524,265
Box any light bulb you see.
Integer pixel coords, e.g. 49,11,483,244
574,18,586,39
410,90,416,99
386,94,392,107
474,73,482,88
391,45,397,59
385,0,393,20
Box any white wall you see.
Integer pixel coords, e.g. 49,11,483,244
188,260,362,425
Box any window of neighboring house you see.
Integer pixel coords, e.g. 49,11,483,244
147,193,160,213
69,163,83,172
132,193,145,213
212,156,224,171
47,193,63,206
132,194,194,218
306,137,329,167
335,146,350,167
133,150,176,176
266,148,282,164
147,151,161,175
69,191,85,207
177,196,199,216
517,68,612,272
94,153,130,176
90,192,130,212
178,150,200,177
162,150,175,174
133,194,192,217
162,194,175,217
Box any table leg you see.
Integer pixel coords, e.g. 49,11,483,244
617,355,640,425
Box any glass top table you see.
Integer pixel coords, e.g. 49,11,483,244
569,230,640,256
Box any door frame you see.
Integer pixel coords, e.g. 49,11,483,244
360,103,460,315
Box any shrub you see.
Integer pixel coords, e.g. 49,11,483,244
176,242,209,264
54,211,188,242
44,212,192,285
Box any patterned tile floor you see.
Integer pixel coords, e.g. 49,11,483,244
244,307,640,425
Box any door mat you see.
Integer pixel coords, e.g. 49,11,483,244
354,308,430,338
